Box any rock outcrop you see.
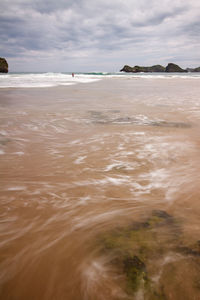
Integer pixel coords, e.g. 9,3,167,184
120,64,165,73
187,66,200,72
120,62,197,73
165,63,187,73
120,65,135,72
99,210,200,298
0,57,8,73
194,66,200,72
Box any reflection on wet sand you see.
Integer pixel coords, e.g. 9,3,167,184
1,78,200,299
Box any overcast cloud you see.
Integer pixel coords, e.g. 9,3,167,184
0,0,200,72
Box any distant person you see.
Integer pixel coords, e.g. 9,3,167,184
72,73,74,77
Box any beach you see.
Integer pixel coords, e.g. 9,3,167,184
1,75,200,299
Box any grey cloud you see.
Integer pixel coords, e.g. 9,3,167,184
183,20,200,38
33,0,82,13
0,0,200,71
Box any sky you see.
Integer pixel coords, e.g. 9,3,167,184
0,0,200,72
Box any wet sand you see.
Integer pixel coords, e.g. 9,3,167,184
1,78,200,299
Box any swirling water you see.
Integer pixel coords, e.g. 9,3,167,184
1,76,200,299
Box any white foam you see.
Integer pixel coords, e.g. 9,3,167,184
6,186,26,191
0,73,101,88
104,161,137,171
152,253,180,284
74,175,130,187
13,152,25,156
112,73,200,79
69,139,82,145
120,151,134,156
83,259,106,282
0,130,8,136
133,132,145,135
78,196,91,205
72,207,131,230
81,257,115,300
74,155,87,164
0,149,5,155
106,176,129,185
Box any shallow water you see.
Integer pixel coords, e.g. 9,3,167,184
1,78,200,299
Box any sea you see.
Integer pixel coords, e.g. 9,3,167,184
1,72,200,299
0,71,200,88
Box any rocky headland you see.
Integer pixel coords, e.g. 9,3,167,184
0,57,8,73
165,63,186,73
120,62,200,73
187,66,200,72
120,64,165,73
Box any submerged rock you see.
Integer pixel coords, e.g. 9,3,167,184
152,210,172,219
176,246,200,257
176,240,200,257
99,210,178,295
151,121,191,128
98,210,200,298
0,57,8,73
0,138,10,145
123,255,148,292
89,111,192,129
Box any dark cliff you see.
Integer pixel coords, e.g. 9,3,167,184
0,58,8,73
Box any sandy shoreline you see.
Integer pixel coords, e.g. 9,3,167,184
1,77,200,299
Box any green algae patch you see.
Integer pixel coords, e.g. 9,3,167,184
98,210,200,299
101,210,179,261
123,255,149,293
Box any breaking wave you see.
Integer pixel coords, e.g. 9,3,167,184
0,71,200,88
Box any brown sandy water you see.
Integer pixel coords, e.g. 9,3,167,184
1,78,200,299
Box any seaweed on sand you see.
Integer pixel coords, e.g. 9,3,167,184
98,210,200,299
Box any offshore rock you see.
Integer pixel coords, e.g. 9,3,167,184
120,63,195,73
0,57,8,73
165,63,187,73
120,65,135,72
187,66,200,72
120,64,165,73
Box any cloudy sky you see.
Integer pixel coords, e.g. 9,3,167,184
0,0,200,72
